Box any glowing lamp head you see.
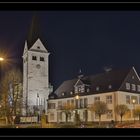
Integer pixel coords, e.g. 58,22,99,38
132,99,136,104
0,57,4,61
75,95,79,100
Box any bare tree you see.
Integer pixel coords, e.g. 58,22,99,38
134,106,140,122
60,102,75,123
1,67,22,124
88,101,108,126
115,104,129,123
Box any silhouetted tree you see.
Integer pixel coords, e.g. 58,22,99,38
1,68,22,124
89,101,108,126
115,104,129,123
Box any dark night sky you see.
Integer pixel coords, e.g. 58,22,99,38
0,11,140,90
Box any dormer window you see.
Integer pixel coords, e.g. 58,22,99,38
96,86,99,91
126,83,130,90
132,76,135,79
75,87,78,93
108,85,112,89
75,85,85,93
87,88,90,92
137,85,140,92
70,91,73,95
32,56,37,60
132,84,136,91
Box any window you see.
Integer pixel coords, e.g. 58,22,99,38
32,56,37,60
106,110,113,119
37,46,40,49
40,57,44,61
80,98,84,108
67,100,70,106
58,112,63,121
132,84,136,91
48,103,55,109
50,113,54,121
131,96,138,104
96,86,99,91
126,83,130,90
58,101,62,109
106,95,112,104
108,85,112,89
81,86,85,93
126,95,130,104
132,76,135,79
71,99,74,106
95,113,99,119
62,92,65,96
75,87,78,93
75,99,79,109
94,97,100,102
137,85,140,92
87,88,90,92
78,85,85,93
84,98,88,108
70,91,73,95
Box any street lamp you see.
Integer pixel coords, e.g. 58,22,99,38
0,57,4,61
74,95,80,126
0,57,4,80
132,99,136,123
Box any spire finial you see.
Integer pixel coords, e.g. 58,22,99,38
78,68,84,79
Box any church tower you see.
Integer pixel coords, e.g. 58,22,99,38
22,16,52,116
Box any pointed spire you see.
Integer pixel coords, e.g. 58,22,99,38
27,15,40,47
27,14,42,48
23,41,28,54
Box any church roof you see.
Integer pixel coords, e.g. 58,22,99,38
50,68,136,99
26,15,47,49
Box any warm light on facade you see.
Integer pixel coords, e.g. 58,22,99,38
75,95,79,100
132,99,136,104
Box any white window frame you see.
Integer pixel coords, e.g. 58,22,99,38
96,86,99,91
108,85,112,89
126,83,130,90
132,84,136,91
94,96,100,102
137,85,140,92
126,95,130,104
50,113,54,121
106,95,112,104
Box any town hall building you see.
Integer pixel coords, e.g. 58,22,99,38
48,67,140,123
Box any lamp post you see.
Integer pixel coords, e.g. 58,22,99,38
0,57,6,123
74,95,80,126
132,99,136,123
0,57,4,81
37,93,40,123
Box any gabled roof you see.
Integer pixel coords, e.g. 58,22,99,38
51,68,132,99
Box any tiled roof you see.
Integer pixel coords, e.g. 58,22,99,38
49,68,131,99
